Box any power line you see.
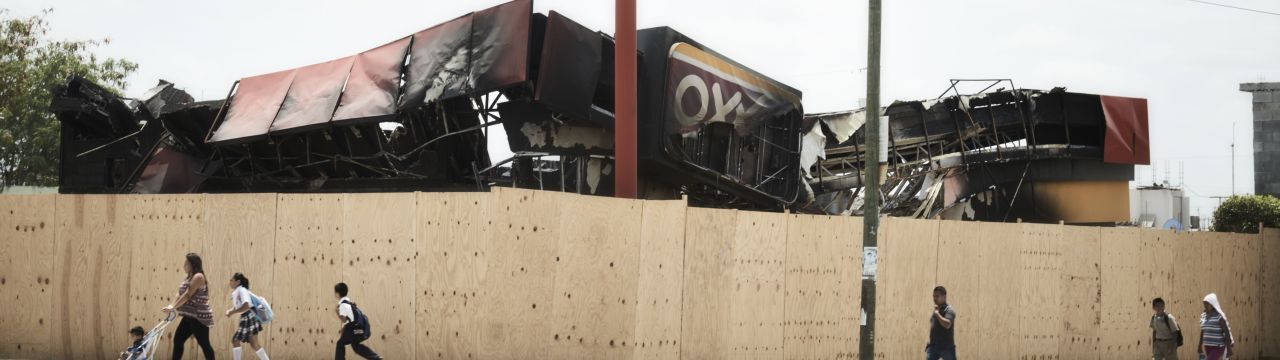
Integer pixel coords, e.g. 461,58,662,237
1186,0,1280,16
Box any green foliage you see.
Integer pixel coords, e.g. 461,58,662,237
0,8,137,187
1212,194,1280,233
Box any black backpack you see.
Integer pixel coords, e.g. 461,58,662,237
343,300,373,341
1154,314,1183,347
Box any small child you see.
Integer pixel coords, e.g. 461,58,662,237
225,272,269,360
335,282,382,360
1150,297,1181,359
118,326,146,360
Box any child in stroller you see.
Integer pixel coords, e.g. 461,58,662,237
120,312,178,360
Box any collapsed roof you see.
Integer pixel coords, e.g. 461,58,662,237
52,0,803,208
800,80,1149,222
49,4,1149,221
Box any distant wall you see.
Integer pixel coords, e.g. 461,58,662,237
0,189,1276,359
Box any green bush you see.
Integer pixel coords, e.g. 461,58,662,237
1212,195,1280,233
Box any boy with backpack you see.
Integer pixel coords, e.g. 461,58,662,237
1150,297,1182,359
335,282,382,360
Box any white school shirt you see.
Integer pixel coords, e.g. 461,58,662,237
338,297,354,325
231,286,253,310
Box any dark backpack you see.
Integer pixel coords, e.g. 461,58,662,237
1154,314,1183,347
343,300,372,341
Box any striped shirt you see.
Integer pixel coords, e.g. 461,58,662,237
177,276,215,327
1200,312,1227,347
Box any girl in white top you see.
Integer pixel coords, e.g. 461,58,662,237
225,273,269,360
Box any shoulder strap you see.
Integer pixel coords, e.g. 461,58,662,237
1163,314,1172,329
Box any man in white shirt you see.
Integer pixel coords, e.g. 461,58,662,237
335,282,381,360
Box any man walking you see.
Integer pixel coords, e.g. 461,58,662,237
926,286,956,360
1151,297,1181,359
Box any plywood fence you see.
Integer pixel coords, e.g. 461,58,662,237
0,189,1276,359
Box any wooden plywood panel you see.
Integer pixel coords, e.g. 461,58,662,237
877,217,939,360
632,199,686,360
342,193,417,359
1059,226,1100,360
0,195,56,358
416,191,494,360
480,188,561,359
271,194,345,357
1018,223,1062,358
934,221,981,360
727,210,787,359
548,195,643,359
204,194,277,354
1171,231,1207,360
1139,229,1176,302
783,214,860,360
1262,228,1280,357
52,195,132,359
1225,232,1261,358
123,195,208,358
1138,227,1176,360
1099,227,1143,357
680,208,738,359
976,221,1021,359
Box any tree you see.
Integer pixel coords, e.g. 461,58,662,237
0,8,137,187
1212,194,1280,233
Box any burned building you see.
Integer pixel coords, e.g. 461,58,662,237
51,0,802,209
50,2,1148,223
802,80,1149,224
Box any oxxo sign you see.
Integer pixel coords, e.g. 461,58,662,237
666,43,798,134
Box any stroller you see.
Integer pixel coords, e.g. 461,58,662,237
122,312,178,360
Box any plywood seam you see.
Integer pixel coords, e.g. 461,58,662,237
409,192,418,360
779,213,789,358
676,201,691,359
269,193,280,351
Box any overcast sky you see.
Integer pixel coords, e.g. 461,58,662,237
9,0,1279,217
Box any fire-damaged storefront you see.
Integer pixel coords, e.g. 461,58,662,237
50,0,804,209
802,80,1150,224
49,2,1149,223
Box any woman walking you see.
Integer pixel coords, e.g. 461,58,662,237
163,253,216,360
1199,293,1235,360
225,273,269,360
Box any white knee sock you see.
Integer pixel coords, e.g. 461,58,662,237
232,346,242,360
255,348,270,360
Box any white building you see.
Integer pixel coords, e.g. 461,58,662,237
1129,183,1192,230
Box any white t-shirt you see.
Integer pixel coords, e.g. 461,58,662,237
231,286,254,310
338,297,354,324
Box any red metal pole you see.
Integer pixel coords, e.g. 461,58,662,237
614,0,638,198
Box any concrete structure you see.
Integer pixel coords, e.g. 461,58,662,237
1241,82,1280,198
1129,184,1190,230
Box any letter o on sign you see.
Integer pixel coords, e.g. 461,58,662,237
674,74,708,127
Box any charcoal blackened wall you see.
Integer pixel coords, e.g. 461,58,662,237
1242,82,1280,198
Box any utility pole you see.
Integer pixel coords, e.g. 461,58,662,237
858,0,882,359
1231,121,1236,195
613,0,638,199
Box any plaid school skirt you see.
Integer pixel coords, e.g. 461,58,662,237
233,312,263,342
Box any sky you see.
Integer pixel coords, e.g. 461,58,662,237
8,0,1280,218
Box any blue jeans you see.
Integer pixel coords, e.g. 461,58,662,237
925,345,956,360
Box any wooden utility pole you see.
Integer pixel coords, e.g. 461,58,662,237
858,0,882,359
